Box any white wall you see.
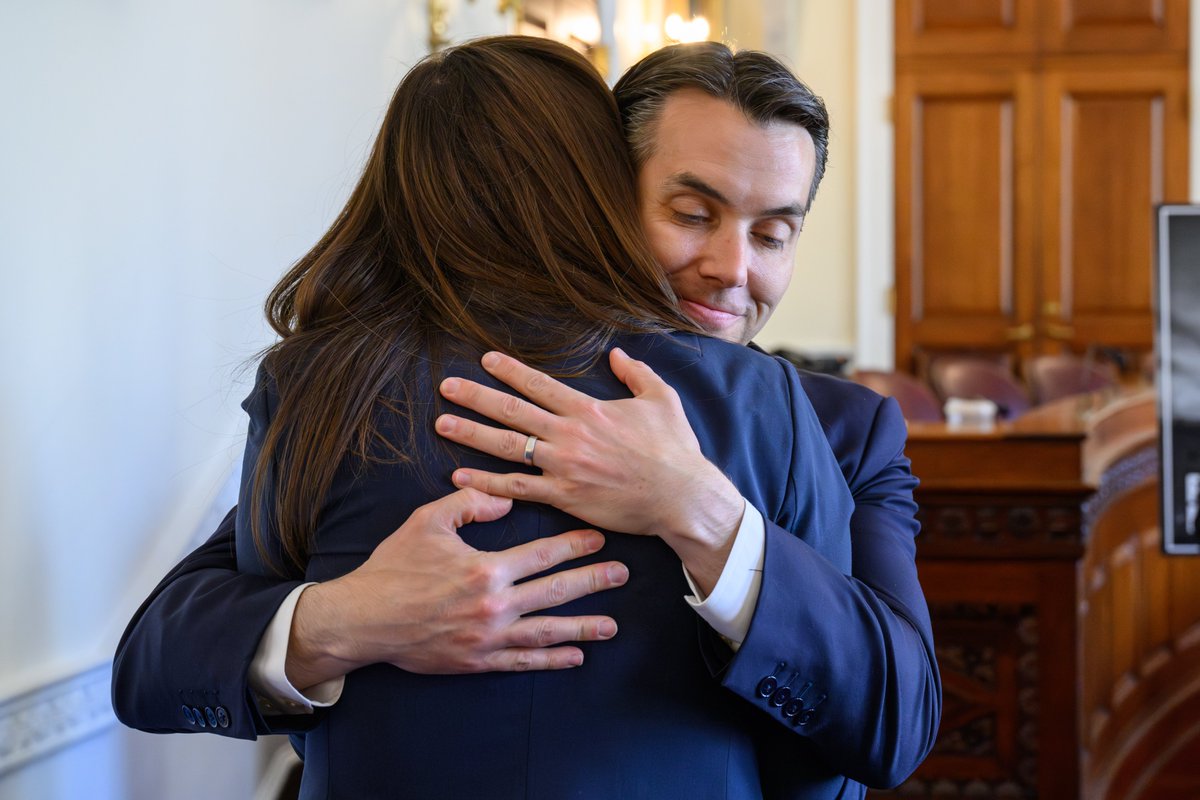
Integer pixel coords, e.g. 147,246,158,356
725,0,886,364
0,2,505,797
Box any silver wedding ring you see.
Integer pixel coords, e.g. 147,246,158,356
522,434,538,467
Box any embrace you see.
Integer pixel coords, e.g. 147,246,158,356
113,35,940,800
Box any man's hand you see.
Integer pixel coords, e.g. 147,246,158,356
285,488,627,690
434,349,745,593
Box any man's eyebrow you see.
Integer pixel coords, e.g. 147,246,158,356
667,172,730,206
665,171,808,217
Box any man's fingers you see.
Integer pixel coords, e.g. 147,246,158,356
436,415,554,468
451,468,554,504
505,615,618,648
482,647,586,672
509,560,630,615
439,376,555,435
479,351,588,415
491,528,608,581
418,488,514,532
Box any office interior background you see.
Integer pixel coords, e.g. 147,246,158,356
1,1,1197,797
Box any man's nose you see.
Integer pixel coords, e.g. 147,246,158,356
698,226,750,288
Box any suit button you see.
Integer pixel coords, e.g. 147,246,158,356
796,694,826,726
181,705,196,725
756,662,787,698
192,707,206,728
204,707,219,727
216,706,230,728
782,698,804,718
769,687,792,707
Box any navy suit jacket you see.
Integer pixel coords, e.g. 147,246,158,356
112,331,940,799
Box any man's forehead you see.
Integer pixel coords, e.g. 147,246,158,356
643,91,816,213
648,89,810,147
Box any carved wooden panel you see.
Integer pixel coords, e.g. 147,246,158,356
896,0,1038,57
1040,0,1188,54
895,423,1091,799
1039,64,1189,353
888,603,1040,799
915,498,1084,557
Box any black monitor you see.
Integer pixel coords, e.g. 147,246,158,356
1156,205,1200,555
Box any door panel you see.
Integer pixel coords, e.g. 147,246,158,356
1040,66,1189,352
895,70,1038,369
897,0,1038,56
1040,0,1188,54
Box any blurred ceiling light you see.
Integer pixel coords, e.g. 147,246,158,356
664,13,710,44
566,15,601,45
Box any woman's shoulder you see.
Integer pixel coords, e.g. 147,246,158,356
614,329,783,369
612,330,800,397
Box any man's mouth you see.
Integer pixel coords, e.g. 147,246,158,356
679,298,741,331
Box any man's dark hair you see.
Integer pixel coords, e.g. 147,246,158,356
613,41,830,209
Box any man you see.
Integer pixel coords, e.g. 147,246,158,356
113,42,939,797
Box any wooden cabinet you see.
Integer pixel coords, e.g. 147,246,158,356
897,0,1188,57
894,0,1188,373
870,392,1200,799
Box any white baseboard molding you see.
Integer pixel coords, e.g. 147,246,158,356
0,461,243,779
0,661,114,778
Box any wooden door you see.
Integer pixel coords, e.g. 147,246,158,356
1039,63,1189,353
895,68,1039,371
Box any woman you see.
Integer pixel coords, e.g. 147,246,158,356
233,36,852,797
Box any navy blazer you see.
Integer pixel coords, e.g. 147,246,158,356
113,331,940,799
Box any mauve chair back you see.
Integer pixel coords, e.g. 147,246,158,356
1026,354,1118,404
851,370,944,422
930,358,1031,420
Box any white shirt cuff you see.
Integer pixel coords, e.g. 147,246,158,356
682,500,765,651
248,583,345,715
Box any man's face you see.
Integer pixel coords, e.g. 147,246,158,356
637,89,816,345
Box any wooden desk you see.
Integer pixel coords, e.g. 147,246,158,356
875,391,1200,800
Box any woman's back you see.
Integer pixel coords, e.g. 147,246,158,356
236,329,854,799
242,37,696,575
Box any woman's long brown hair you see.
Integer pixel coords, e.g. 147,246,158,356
249,36,696,574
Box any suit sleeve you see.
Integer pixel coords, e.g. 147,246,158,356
110,507,322,739
111,365,324,739
712,376,941,789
